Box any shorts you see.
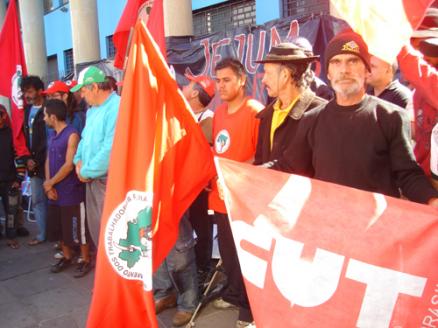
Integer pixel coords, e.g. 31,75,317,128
47,203,90,247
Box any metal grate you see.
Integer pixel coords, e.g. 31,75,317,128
64,48,74,76
106,35,116,59
193,0,256,36
282,0,329,18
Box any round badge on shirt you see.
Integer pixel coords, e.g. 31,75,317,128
215,129,231,154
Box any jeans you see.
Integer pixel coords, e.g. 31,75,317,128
31,176,47,241
153,213,198,312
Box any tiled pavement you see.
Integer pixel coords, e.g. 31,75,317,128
0,221,238,328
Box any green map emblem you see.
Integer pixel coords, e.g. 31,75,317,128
215,129,231,154
105,191,153,290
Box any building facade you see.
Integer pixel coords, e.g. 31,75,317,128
0,0,330,83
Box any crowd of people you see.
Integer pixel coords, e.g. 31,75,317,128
0,6,437,328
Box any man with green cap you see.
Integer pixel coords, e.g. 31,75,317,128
72,66,120,246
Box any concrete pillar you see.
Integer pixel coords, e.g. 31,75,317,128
0,0,6,30
69,0,100,66
18,0,48,81
164,0,193,37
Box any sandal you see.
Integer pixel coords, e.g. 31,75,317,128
28,238,44,246
7,239,20,249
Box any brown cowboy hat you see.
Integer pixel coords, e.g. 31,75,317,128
255,42,319,64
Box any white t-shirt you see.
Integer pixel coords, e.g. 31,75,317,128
431,123,438,179
195,109,214,123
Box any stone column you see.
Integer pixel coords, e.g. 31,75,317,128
0,0,7,30
69,0,100,67
18,0,48,81
164,0,193,36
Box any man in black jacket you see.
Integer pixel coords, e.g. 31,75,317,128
290,31,438,207
253,41,327,172
20,76,48,245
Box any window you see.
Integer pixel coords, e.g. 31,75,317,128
44,0,69,14
282,0,329,18
64,48,74,76
106,35,116,59
44,0,54,13
193,0,256,36
47,55,59,82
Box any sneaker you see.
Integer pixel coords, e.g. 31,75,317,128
51,258,72,273
213,297,237,310
54,251,64,259
73,261,93,278
236,320,256,328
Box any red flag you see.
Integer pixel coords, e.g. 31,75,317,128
86,20,215,328
216,158,438,328
113,0,165,69
0,0,29,157
330,0,434,63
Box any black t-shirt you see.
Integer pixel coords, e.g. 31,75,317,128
306,95,437,203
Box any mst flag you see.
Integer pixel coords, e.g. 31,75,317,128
0,0,29,157
330,0,434,63
86,21,215,328
113,0,165,69
216,158,438,328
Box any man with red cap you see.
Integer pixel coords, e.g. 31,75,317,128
398,8,438,177
182,74,215,281
289,31,438,207
43,80,85,134
152,75,216,327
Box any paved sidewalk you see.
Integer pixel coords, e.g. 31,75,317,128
0,221,237,328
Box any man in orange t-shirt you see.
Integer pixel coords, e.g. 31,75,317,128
209,57,263,328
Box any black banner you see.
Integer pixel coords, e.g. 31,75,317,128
167,14,348,105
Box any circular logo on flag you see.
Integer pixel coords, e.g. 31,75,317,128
11,65,23,108
105,191,153,290
215,129,231,154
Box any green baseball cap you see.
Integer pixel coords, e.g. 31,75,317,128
70,66,106,92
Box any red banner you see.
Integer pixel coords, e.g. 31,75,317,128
0,0,29,157
87,20,214,327
216,158,438,328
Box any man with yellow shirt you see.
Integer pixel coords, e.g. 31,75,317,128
254,41,327,171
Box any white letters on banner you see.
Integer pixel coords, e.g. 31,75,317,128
232,220,427,328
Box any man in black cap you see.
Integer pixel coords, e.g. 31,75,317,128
289,31,438,207
253,41,327,172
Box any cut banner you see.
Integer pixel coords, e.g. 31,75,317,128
215,157,438,328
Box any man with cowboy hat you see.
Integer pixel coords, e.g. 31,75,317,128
253,40,327,172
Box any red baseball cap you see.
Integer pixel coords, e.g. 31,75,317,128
185,74,215,98
42,80,70,95
66,80,78,89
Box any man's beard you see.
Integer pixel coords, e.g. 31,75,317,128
332,76,363,98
